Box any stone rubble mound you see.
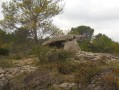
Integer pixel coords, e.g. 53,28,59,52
0,65,36,88
0,51,119,89
75,51,119,62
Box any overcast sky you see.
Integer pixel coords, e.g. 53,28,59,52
0,0,119,41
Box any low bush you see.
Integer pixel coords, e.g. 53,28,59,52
101,74,119,90
74,62,101,86
58,62,79,75
0,59,14,68
32,46,51,63
0,48,9,56
48,49,72,62
10,54,22,60
32,46,72,64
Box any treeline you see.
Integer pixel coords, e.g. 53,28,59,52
1,0,119,56
0,28,32,54
69,25,119,55
0,26,63,55
1,25,119,56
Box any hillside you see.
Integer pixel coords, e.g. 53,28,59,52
0,51,119,90
1,0,119,90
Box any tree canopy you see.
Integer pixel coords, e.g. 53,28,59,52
91,33,114,53
0,0,63,43
69,25,94,40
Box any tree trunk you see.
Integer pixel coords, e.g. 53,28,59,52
33,20,38,44
34,29,38,43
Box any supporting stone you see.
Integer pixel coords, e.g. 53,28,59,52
64,40,80,53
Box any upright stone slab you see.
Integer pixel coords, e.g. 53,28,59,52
64,40,80,53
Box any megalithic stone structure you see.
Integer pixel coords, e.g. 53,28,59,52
42,35,85,53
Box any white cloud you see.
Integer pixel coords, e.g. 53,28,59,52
53,0,119,41
0,0,4,19
0,0,119,41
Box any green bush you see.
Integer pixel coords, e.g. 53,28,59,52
0,48,9,56
58,62,79,75
11,54,22,60
75,63,101,86
33,46,72,64
32,46,51,63
48,49,72,62
0,59,14,68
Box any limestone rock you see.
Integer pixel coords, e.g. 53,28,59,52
53,83,78,90
0,68,5,74
64,40,80,53
42,35,85,46
0,65,37,88
74,51,119,63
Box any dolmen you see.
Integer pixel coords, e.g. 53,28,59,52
42,35,85,53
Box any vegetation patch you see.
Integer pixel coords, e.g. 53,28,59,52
3,69,62,90
32,46,73,64
0,48,9,56
74,62,101,86
57,61,80,75
0,59,14,68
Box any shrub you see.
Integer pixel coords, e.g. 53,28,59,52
0,59,14,68
58,62,79,75
32,46,72,64
101,74,119,90
0,48,9,56
32,46,51,63
48,49,72,63
75,62,101,86
11,54,22,60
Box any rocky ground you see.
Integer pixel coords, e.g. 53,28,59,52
75,51,119,62
0,51,119,90
0,57,37,89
